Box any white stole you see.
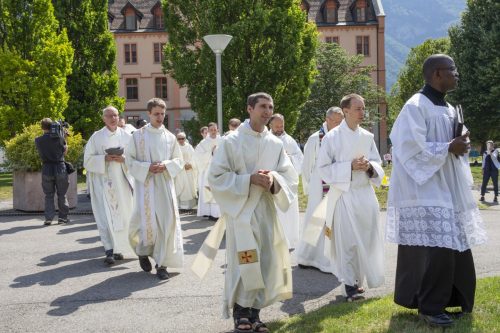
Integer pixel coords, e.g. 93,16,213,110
303,128,373,256
134,128,158,247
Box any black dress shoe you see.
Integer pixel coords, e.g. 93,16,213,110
104,249,115,265
139,256,152,272
444,310,467,319
113,253,124,260
208,215,218,221
298,264,312,269
419,313,453,327
156,266,170,280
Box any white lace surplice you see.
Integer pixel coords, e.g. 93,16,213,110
386,94,487,252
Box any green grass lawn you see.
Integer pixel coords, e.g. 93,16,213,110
268,276,500,333
0,172,13,200
299,164,485,211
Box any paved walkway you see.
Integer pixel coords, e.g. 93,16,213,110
0,192,498,332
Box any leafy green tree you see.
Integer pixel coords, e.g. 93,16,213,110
449,0,500,143
295,42,384,142
0,0,73,144
52,0,124,139
387,37,450,130
162,0,317,132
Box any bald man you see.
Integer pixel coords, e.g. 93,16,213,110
387,54,487,327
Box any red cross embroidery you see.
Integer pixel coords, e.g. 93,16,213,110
240,251,253,263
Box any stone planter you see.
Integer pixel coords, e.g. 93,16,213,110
13,171,78,211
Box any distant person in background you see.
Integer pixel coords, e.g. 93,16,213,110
200,126,208,140
118,115,136,134
225,118,241,135
480,140,499,203
297,106,344,272
175,132,198,210
195,122,221,220
269,113,303,249
136,119,147,129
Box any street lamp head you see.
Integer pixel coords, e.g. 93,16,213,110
203,34,233,53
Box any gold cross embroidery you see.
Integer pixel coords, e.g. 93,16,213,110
238,249,258,264
324,225,332,240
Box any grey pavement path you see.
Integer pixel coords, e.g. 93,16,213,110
0,193,499,333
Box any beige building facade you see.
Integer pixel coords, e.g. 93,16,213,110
304,0,387,152
109,0,386,151
109,0,193,133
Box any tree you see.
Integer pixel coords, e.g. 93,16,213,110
0,0,73,144
295,42,383,142
387,37,450,131
449,0,500,143
52,0,124,139
162,0,317,132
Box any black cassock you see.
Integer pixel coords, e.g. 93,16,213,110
394,245,476,315
393,85,477,315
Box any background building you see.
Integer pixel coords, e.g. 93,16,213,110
108,0,386,150
108,0,194,132
302,0,387,152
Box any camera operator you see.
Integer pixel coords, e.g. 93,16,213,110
35,118,70,225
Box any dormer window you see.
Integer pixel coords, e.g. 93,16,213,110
125,8,137,30
323,0,338,23
121,2,143,31
153,6,164,30
355,0,367,22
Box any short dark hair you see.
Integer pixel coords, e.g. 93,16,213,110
146,98,167,112
422,54,454,82
41,118,53,131
207,122,217,129
340,94,364,110
228,118,241,128
247,92,273,108
269,113,284,125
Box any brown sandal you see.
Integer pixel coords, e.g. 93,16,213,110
234,317,252,332
251,320,269,332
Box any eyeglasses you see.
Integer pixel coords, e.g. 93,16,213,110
177,138,186,141
437,66,458,72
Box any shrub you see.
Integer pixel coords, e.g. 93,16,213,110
4,124,84,172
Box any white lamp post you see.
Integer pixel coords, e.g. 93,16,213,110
203,34,233,133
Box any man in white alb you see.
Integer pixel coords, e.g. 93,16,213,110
296,106,344,272
195,122,221,220
84,106,134,265
269,113,303,249
192,92,298,333
313,94,385,301
126,98,185,280
387,54,487,327
174,132,198,210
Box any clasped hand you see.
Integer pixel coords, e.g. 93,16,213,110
351,156,371,172
250,170,274,191
149,162,166,174
449,132,470,156
105,154,125,163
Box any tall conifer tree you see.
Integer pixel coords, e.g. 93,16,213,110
162,0,318,132
52,0,124,138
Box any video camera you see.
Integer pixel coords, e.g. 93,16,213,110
49,120,69,139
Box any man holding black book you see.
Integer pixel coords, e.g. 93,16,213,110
387,54,487,327
84,106,134,265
